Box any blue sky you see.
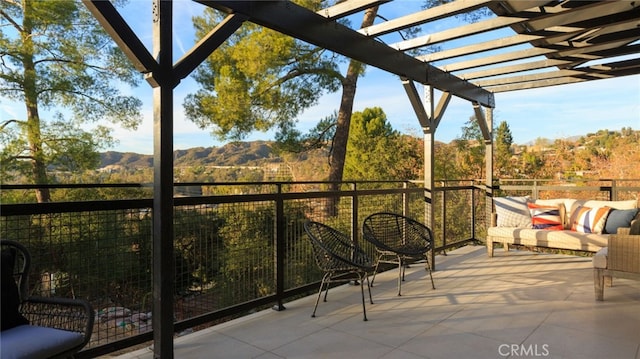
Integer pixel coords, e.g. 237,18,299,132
2,0,638,155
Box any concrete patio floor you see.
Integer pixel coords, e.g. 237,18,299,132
111,245,640,359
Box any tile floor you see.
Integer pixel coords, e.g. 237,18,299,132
110,245,640,359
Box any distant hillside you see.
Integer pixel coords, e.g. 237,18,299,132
99,129,638,182
100,141,281,169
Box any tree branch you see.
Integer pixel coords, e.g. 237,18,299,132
0,8,23,33
1,119,23,130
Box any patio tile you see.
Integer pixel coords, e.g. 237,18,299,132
400,323,506,359
270,328,394,359
522,323,639,359
110,245,640,359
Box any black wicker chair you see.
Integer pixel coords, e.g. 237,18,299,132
362,212,435,296
1,240,94,359
304,221,374,321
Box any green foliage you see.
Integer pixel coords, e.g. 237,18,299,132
344,107,422,181
185,2,342,141
495,121,514,177
0,0,142,198
273,112,337,155
452,116,486,179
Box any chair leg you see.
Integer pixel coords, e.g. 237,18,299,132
365,274,373,304
425,257,436,290
594,268,604,301
312,273,331,317
370,255,382,286
397,260,403,296
359,272,368,321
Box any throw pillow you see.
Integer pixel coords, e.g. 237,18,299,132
535,198,574,229
494,196,532,227
604,208,639,234
1,248,29,331
570,206,611,234
528,203,563,230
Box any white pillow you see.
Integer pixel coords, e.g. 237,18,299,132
494,196,531,228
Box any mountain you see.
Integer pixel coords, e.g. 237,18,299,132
100,141,281,169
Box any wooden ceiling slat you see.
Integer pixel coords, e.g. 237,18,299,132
358,0,492,37
201,0,638,95
317,0,391,20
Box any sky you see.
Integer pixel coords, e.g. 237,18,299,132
1,0,639,155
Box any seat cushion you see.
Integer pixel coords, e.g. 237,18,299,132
488,227,609,252
0,325,84,359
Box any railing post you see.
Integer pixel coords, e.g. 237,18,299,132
402,181,409,217
471,181,476,241
611,179,617,201
273,183,286,311
351,182,358,245
150,1,174,357
440,181,447,255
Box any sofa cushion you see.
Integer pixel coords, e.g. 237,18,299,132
487,227,609,252
580,199,637,210
604,208,639,234
494,196,531,227
528,203,563,230
570,206,611,234
0,325,84,359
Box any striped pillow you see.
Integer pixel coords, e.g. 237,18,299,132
570,206,611,234
528,203,563,230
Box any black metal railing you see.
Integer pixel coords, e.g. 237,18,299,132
4,178,636,356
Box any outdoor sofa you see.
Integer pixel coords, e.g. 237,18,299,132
487,198,639,257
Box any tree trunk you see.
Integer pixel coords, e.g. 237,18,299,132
22,0,51,202
325,6,378,216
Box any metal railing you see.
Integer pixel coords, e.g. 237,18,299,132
5,178,637,356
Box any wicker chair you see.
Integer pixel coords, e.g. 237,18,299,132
593,227,640,301
363,212,435,296
304,221,374,321
1,240,94,359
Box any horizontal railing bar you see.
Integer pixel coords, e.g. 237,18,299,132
435,238,478,253
497,185,640,192
2,188,425,215
0,180,421,190
77,331,153,359
1,199,153,215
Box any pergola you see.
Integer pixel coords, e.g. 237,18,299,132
82,1,640,357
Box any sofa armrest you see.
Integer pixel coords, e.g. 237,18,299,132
617,227,631,235
608,233,640,273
